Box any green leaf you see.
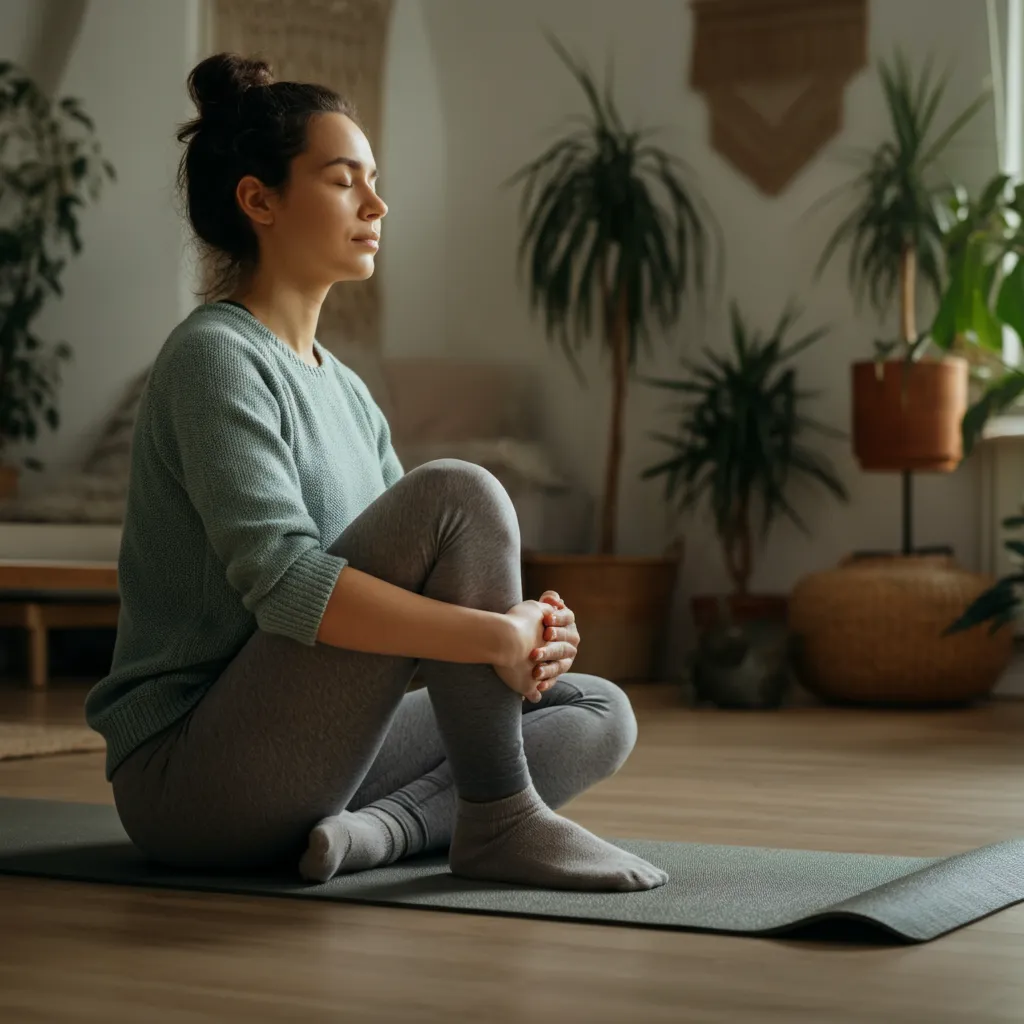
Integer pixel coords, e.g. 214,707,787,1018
815,51,985,329
962,371,1024,455
995,259,1024,342
944,576,1023,634
508,31,717,373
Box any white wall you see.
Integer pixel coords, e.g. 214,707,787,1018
1,0,201,488
379,0,448,358
380,0,1000,660
0,2,52,75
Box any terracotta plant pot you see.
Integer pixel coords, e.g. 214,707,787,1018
691,593,788,633
0,463,19,500
851,356,969,472
521,552,681,682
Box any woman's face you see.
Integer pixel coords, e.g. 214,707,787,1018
239,112,387,286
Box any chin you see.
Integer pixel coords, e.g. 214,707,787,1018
336,258,376,283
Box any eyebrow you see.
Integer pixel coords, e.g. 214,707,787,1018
323,156,378,179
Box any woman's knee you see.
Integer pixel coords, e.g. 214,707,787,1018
410,459,513,509
409,459,519,540
562,673,638,777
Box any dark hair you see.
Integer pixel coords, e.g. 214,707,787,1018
176,53,356,292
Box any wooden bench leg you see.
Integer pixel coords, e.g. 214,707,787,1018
25,604,48,690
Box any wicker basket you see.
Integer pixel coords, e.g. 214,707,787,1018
788,555,1014,704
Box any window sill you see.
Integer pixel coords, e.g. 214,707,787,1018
982,412,1024,442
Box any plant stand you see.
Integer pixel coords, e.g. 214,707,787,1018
851,471,953,561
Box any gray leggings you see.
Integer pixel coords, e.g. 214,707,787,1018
112,460,637,870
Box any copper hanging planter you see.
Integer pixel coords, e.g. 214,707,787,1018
851,357,969,473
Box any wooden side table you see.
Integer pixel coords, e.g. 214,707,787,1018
0,560,119,689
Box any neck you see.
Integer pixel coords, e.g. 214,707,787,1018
229,266,330,364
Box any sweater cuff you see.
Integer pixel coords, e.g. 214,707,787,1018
256,547,347,645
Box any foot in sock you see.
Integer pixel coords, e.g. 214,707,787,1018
449,785,668,892
298,809,401,882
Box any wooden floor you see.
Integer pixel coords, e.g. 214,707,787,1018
1,680,1023,1023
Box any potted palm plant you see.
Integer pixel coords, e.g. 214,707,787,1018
0,60,115,498
508,34,718,681
641,301,848,633
815,51,987,554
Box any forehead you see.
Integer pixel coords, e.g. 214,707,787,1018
302,112,374,166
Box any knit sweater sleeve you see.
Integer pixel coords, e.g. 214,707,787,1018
148,332,345,646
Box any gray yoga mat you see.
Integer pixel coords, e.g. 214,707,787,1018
1,797,1022,943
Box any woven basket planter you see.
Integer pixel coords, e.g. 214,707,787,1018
788,555,1013,704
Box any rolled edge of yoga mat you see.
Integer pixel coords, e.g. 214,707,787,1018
822,838,1024,942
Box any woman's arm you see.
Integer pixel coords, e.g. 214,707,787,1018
316,566,518,666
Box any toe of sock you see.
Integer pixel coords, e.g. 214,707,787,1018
298,824,338,883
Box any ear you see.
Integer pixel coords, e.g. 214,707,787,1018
235,175,275,228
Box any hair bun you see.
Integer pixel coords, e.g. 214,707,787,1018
187,53,273,118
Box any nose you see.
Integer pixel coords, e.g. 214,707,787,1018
363,193,387,221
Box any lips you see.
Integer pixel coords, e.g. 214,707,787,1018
352,236,380,250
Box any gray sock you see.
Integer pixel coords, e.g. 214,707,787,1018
299,808,407,882
449,784,668,892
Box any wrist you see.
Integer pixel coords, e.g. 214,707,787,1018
486,612,519,667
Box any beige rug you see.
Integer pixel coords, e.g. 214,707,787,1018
0,723,105,761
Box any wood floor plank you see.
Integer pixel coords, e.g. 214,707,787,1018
1,681,1023,1022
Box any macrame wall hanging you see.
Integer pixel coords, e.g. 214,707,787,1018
689,0,868,196
207,0,393,348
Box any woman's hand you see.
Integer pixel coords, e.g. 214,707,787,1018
492,592,581,703
493,600,550,702
532,590,580,692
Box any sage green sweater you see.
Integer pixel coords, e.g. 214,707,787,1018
85,301,404,778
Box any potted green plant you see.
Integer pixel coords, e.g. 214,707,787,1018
508,34,718,681
814,50,987,553
641,301,848,634
927,172,1024,426
0,60,115,497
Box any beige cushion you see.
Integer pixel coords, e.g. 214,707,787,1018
393,437,568,490
381,359,535,443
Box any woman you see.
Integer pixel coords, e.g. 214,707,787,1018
85,53,666,892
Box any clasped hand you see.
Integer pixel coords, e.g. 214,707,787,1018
494,590,581,703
